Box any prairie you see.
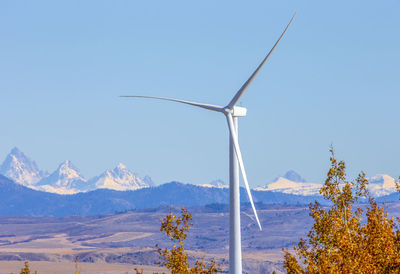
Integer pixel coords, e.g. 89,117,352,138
0,203,399,273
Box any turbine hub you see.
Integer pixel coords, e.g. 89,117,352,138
232,106,247,117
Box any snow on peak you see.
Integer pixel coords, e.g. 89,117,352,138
255,173,322,196
254,172,399,198
4,147,396,198
38,185,80,195
36,160,87,192
116,162,127,170
56,160,84,179
368,174,398,197
201,179,228,188
89,163,149,191
0,147,47,186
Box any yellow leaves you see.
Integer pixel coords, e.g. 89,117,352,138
283,249,303,274
160,207,192,247
157,207,219,274
19,261,33,274
284,149,400,273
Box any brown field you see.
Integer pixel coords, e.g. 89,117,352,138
0,260,167,274
0,203,397,273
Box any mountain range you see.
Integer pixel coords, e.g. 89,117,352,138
255,170,399,198
0,147,153,194
0,147,399,198
0,174,323,216
0,173,399,217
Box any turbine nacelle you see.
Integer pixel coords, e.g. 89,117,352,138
231,106,247,117
224,106,247,117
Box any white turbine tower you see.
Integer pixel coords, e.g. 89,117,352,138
122,14,295,274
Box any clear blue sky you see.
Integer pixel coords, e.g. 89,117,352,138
0,0,399,186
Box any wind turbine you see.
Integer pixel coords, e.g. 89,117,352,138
122,13,296,274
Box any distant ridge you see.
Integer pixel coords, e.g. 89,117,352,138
0,174,399,217
88,163,148,191
255,170,399,197
1,148,399,199
256,170,322,196
200,179,227,188
0,175,328,217
0,148,151,194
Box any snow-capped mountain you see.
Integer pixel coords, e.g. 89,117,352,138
255,170,322,196
254,170,399,197
1,147,398,198
0,147,48,186
368,174,398,197
36,160,88,194
201,179,228,188
88,163,149,191
0,148,152,194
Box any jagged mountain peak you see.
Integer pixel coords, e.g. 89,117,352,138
108,163,133,177
58,159,76,168
58,159,78,169
0,147,47,186
256,171,321,196
90,164,149,191
36,160,87,193
10,146,23,156
55,160,85,179
2,147,39,172
200,179,228,189
115,162,127,170
104,163,135,177
282,170,306,183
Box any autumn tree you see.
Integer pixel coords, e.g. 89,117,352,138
19,261,37,274
157,207,219,274
284,149,400,273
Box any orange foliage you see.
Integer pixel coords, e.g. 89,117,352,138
157,207,219,274
284,149,400,273
19,261,37,274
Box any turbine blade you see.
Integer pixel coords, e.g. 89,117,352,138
227,12,297,109
226,113,262,230
121,95,225,113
